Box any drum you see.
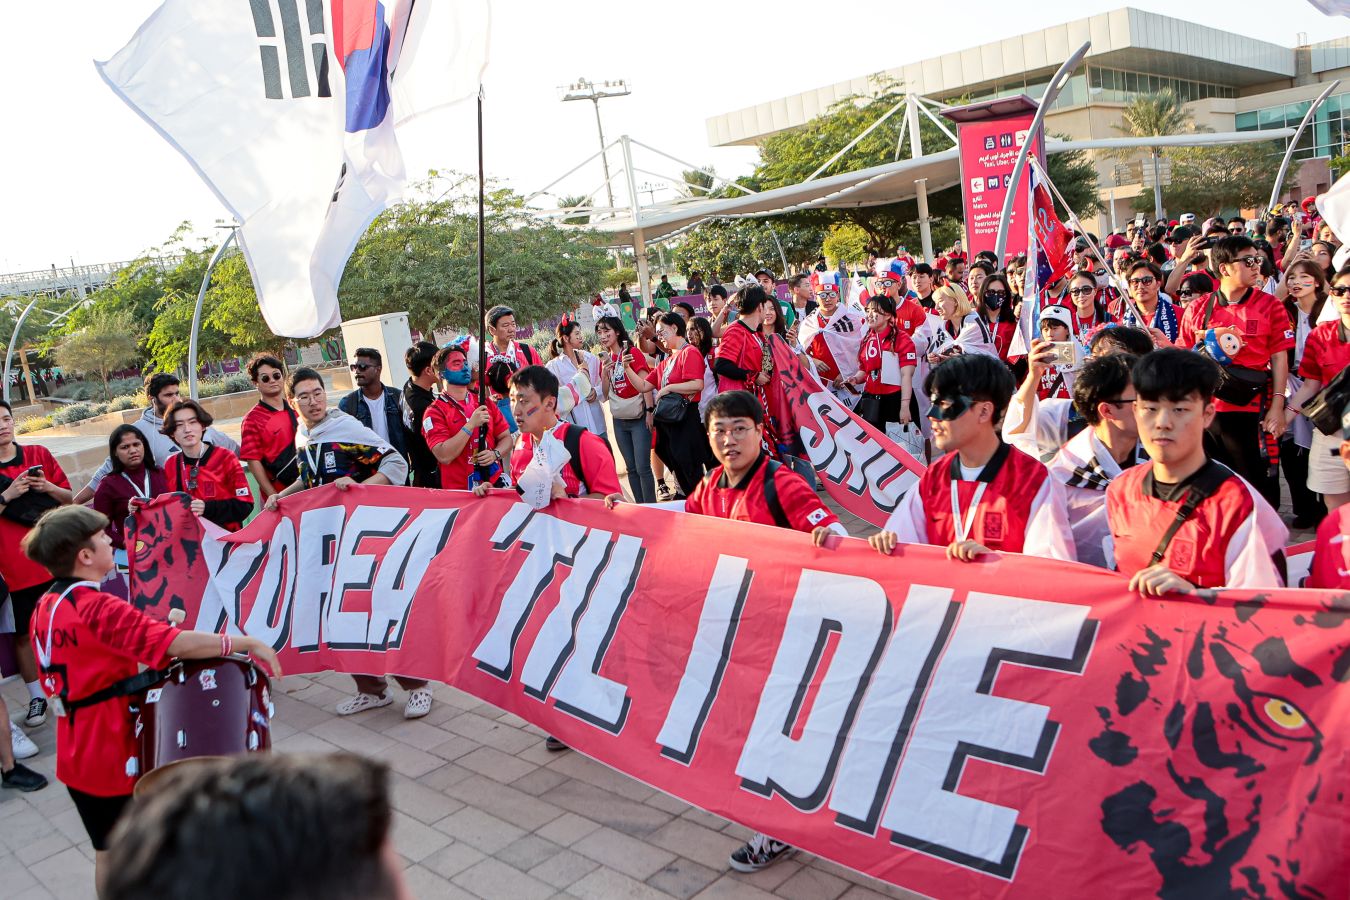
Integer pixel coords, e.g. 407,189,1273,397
132,655,273,791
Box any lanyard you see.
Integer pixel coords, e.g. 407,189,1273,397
950,479,989,543
37,581,100,670
121,470,151,500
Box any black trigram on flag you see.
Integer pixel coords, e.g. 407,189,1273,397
248,0,331,100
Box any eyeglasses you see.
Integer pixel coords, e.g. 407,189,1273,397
1068,286,1096,297
1177,289,1196,298
173,417,200,431
710,425,755,440
926,394,975,421
1230,255,1262,269
1330,285,1350,297
1103,396,1138,407
1127,275,1156,287
255,373,282,383
349,362,375,372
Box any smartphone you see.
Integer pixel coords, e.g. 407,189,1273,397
26,465,42,478
1048,342,1078,369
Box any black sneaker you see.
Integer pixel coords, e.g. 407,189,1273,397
1,763,48,792
24,697,48,728
657,483,673,502
728,833,796,872
544,735,570,752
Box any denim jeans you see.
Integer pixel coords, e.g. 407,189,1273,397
612,414,656,503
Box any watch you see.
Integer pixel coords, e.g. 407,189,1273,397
645,406,655,413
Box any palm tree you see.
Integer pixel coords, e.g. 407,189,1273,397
1111,90,1207,219
556,194,591,225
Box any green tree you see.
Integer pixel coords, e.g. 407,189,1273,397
55,308,141,399
1137,140,1293,217
680,167,716,199
604,267,638,290
748,79,1100,250
821,223,869,268
671,219,826,281
339,173,611,336
557,194,592,225
1112,90,1209,217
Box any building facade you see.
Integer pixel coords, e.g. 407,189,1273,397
705,8,1347,232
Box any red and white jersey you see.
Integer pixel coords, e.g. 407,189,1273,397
714,319,765,393
1177,287,1294,413
1046,428,1146,569
883,442,1076,561
1307,504,1350,589
686,452,841,534
509,422,621,498
1106,460,1288,589
893,296,928,337
857,326,917,396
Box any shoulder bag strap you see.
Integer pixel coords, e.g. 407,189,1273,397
761,460,791,529
1148,465,1230,566
560,425,587,495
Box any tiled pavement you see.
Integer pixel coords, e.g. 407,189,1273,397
0,669,924,900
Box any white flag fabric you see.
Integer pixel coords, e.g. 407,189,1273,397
1307,0,1350,16
97,0,489,338
1317,170,1350,271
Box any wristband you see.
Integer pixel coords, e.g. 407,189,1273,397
461,425,473,436
220,633,233,656
645,406,655,413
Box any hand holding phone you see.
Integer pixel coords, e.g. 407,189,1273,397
26,466,43,479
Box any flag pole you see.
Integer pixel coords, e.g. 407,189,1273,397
474,84,492,485
1030,156,1146,327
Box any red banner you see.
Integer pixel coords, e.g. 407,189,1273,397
951,105,1044,260
128,488,1350,899
771,338,923,528
1032,175,1074,284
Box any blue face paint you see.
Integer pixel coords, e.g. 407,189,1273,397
443,353,472,385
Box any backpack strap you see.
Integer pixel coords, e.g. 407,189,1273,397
560,424,588,496
1148,463,1232,567
761,460,791,529
66,666,172,713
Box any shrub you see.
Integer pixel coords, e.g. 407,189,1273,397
17,415,52,434
105,395,140,412
197,373,253,397
52,402,106,425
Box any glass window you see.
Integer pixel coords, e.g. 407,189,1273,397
1236,111,1258,130
1258,106,1282,128
1125,71,1138,93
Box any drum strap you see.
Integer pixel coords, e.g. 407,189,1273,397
66,666,173,713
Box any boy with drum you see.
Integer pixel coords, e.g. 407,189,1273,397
21,505,280,895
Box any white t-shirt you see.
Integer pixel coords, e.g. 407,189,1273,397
364,394,389,442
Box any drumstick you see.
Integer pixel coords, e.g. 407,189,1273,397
167,608,186,626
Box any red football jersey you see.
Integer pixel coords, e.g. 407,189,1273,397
1307,504,1350,589
918,444,1050,552
685,452,838,533
239,400,297,492
857,327,917,396
1106,461,1285,589
0,443,71,590
31,581,177,796
424,392,511,491
715,320,764,393
165,444,254,532
1177,288,1294,412
1298,320,1350,385
510,423,621,498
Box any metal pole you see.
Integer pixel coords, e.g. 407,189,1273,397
187,227,238,400
994,41,1091,263
1269,79,1341,212
764,222,789,274
2,295,41,405
908,95,934,262
594,98,617,213
474,85,491,486
804,96,908,182
621,136,653,309
1150,150,1164,220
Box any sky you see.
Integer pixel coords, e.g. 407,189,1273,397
2,0,1346,275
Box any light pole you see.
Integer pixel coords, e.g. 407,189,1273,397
560,78,630,216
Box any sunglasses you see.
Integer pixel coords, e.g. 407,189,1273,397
350,362,376,372
1230,255,1262,269
1330,285,1350,297
1127,275,1156,287
926,394,976,421
983,290,1008,300
1068,286,1096,297
1177,289,1196,298
255,373,282,383
187,468,198,492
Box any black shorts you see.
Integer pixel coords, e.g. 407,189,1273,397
9,580,53,637
68,787,133,851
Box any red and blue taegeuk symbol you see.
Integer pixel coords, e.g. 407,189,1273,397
332,0,391,133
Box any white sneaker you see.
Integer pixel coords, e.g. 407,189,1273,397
403,688,433,719
335,692,393,716
9,720,39,760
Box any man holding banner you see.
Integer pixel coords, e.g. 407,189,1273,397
682,389,845,873
869,353,1076,562
797,272,865,408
